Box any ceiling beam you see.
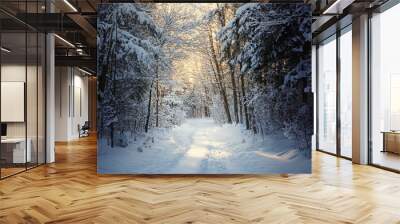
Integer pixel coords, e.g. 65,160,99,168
322,0,356,14
67,13,97,46
55,55,96,71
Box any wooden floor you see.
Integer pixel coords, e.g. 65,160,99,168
0,167,26,178
1,136,400,224
372,150,400,171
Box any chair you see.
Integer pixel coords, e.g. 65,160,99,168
79,121,90,138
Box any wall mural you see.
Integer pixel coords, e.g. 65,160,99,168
97,3,312,174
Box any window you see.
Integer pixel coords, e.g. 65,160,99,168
317,36,337,154
370,2,400,171
339,27,352,158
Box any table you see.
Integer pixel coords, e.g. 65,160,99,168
381,131,400,154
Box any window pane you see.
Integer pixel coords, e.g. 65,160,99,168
0,0,46,179
318,37,337,154
371,3,400,171
1,30,27,177
340,29,352,158
27,31,38,169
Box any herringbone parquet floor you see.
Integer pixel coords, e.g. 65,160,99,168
1,135,400,224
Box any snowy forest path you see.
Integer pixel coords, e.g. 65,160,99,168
169,118,233,173
168,118,284,173
99,118,310,174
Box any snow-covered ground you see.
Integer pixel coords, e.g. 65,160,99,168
98,118,311,174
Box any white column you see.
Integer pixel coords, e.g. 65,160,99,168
46,33,55,163
352,14,369,164
45,1,55,163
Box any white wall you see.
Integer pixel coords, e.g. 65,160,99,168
55,67,89,141
55,66,69,141
1,64,25,81
72,73,89,138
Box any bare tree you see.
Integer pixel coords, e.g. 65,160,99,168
207,25,232,123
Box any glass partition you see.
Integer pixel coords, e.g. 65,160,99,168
317,35,337,154
370,3,400,171
1,30,28,177
0,1,46,179
339,27,352,158
27,31,38,169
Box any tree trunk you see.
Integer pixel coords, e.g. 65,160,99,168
249,106,257,134
110,20,118,147
145,80,154,133
228,62,239,123
132,120,137,138
238,76,243,124
207,26,232,123
216,5,235,124
110,123,114,148
155,79,159,127
225,32,239,124
241,74,250,130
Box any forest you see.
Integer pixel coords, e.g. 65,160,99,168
97,3,312,174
